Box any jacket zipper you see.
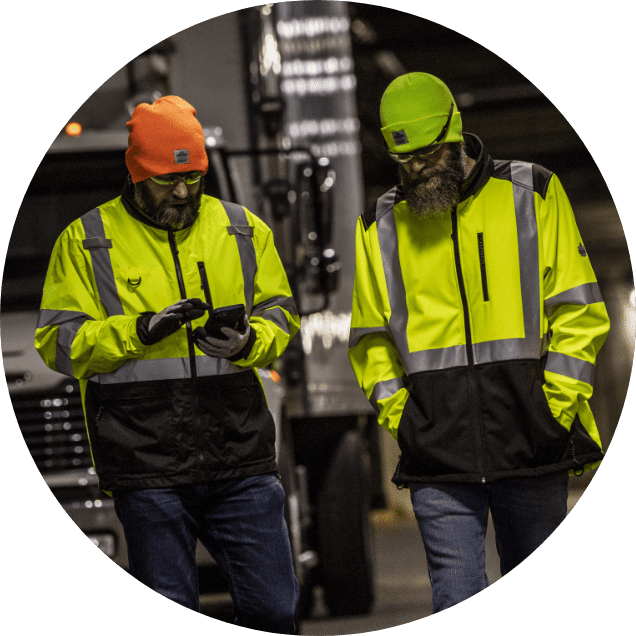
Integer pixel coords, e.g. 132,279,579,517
169,229,206,477
168,229,198,379
477,233,489,302
451,209,486,482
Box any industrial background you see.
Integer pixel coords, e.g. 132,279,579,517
2,2,633,635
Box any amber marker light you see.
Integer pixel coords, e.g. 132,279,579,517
65,122,82,136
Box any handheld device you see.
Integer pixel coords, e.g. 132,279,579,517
204,304,246,337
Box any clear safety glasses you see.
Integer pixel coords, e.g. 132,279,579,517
150,172,203,187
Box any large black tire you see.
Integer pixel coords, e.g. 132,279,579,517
316,430,375,616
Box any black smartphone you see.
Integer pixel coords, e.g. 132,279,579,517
204,304,246,336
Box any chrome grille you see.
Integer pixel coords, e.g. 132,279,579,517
11,380,92,473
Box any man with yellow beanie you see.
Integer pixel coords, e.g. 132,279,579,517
348,73,609,612
35,96,300,631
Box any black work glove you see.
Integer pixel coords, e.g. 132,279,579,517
193,315,253,359
137,298,210,345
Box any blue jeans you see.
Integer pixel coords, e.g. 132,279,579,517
114,474,299,633
410,472,568,612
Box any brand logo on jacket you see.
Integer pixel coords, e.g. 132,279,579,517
578,243,588,257
174,149,190,164
392,130,409,146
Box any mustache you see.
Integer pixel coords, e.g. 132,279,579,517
398,143,466,217
135,182,203,229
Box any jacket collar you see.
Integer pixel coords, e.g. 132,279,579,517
459,133,494,202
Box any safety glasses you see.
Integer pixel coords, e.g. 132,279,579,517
387,103,454,164
150,172,203,187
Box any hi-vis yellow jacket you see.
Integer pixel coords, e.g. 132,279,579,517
349,134,609,485
35,184,299,492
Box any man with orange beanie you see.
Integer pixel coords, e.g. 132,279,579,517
348,73,609,612
35,96,300,632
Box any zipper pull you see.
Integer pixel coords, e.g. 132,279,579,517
168,229,179,256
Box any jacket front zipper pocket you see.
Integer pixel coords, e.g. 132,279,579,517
477,233,489,302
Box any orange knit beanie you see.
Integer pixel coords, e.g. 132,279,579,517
125,96,208,184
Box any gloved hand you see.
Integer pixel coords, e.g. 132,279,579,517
193,314,251,359
137,298,210,345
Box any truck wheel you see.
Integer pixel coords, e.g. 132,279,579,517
316,430,375,616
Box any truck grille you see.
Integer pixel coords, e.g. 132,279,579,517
11,380,92,474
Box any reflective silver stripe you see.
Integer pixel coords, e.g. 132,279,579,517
253,295,298,316
221,201,257,314
227,225,254,237
545,282,604,316
374,187,400,224
81,209,124,317
252,296,297,334
370,376,406,410
546,351,595,386
512,161,540,349
37,309,93,329
254,307,290,334
348,326,391,349
88,355,243,384
196,355,247,378
376,190,415,371
37,309,93,377
408,345,468,371
56,321,86,376
474,338,541,364
83,237,113,250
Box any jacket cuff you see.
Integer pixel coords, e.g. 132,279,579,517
228,328,257,362
136,313,154,346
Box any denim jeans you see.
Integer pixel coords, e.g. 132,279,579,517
114,474,299,633
410,472,569,612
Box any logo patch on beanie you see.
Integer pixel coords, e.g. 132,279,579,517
174,149,190,164
391,130,409,146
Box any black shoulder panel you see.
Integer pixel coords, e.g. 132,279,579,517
531,163,553,199
492,159,512,182
491,159,553,199
362,186,403,231
362,200,378,231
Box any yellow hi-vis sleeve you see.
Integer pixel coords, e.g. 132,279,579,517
34,224,146,380
540,175,610,436
348,216,408,439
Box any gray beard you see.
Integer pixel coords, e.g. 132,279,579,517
399,144,467,219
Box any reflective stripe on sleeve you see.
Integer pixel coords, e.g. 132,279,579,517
252,296,298,334
545,282,604,316
370,376,406,411
37,309,93,377
348,326,392,349
545,351,596,386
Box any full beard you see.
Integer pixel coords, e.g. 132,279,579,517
398,143,467,219
134,182,203,230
